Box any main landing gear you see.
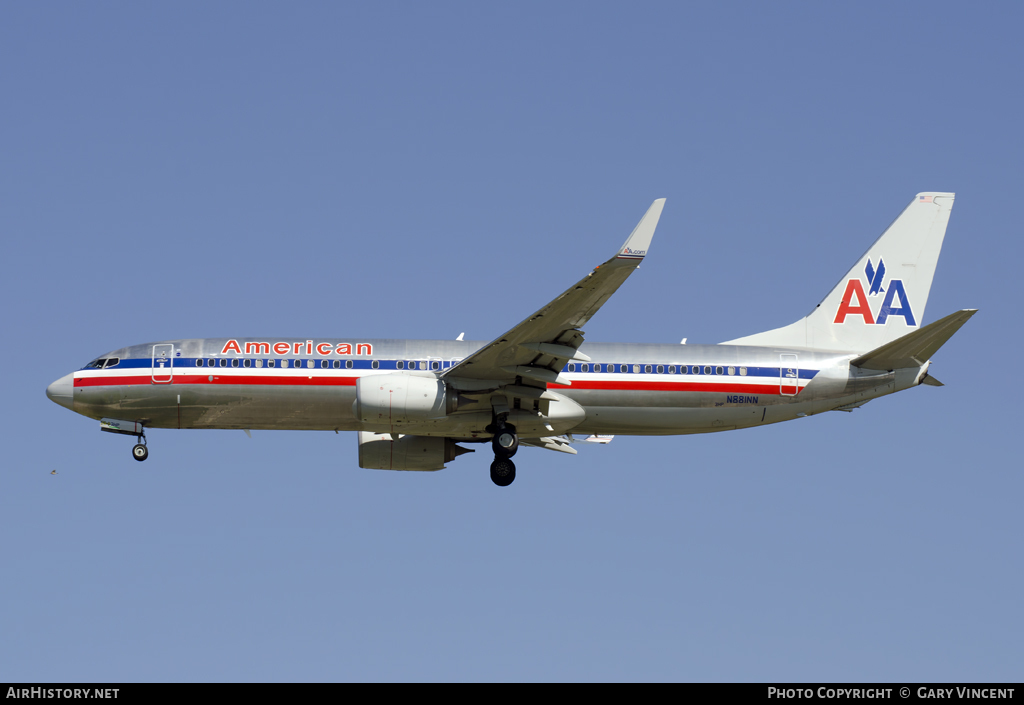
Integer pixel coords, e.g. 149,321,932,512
489,422,518,487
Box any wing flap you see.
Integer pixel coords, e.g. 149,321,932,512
520,437,579,454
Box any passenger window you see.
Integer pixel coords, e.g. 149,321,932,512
740,367,747,376
420,362,427,370
397,361,404,370
196,359,204,367
320,360,328,369
716,366,723,375
346,360,353,369
633,364,640,373
431,361,439,370
644,364,652,373
243,359,251,368
219,359,227,367
657,365,664,374
282,359,289,368
333,360,340,369
372,361,380,370
256,359,263,368
668,365,675,374
692,366,699,375
704,366,711,375
307,360,314,369
568,363,575,372
728,366,735,375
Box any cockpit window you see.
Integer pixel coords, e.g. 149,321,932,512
103,358,119,368
86,359,107,369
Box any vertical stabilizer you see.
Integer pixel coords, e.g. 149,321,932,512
723,193,955,352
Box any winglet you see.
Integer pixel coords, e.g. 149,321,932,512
617,199,666,260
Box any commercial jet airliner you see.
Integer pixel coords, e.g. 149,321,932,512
46,194,974,486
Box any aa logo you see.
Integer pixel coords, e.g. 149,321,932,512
864,258,885,295
834,257,916,326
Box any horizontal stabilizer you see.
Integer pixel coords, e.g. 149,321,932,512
921,374,944,387
851,309,976,371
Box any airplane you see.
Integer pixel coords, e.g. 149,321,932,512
46,193,975,486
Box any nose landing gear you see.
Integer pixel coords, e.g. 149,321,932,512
100,418,150,462
132,442,149,462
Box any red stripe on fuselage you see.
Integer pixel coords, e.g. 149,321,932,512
74,374,800,395
549,380,799,394
74,374,359,387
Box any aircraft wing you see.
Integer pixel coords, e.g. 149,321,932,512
443,199,665,388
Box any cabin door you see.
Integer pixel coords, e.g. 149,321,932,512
780,354,798,396
152,344,174,384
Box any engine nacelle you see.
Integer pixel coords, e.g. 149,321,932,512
355,374,455,425
357,432,473,471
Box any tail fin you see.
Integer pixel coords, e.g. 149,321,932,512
723,192,955,352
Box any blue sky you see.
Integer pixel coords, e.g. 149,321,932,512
3,2,1021,681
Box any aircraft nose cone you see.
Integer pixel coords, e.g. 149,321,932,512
46,373,75,411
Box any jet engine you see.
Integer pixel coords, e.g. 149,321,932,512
354,374,458,425
357,432,473,471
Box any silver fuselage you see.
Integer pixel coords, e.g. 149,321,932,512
54,337,925,440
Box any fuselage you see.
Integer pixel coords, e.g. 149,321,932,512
47,336,925,440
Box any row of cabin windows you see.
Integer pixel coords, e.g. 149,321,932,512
566,362,748,376
397,360,442,370
190,358,748,376
197,358,361,369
